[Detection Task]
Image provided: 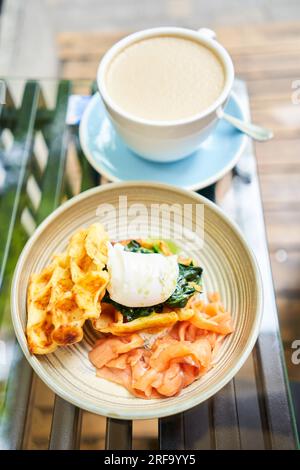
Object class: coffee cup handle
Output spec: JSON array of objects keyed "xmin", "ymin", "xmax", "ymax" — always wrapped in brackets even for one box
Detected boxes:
[{"xmin": 197, "ymin": 28, "xmax": 217, "ymax": 40}]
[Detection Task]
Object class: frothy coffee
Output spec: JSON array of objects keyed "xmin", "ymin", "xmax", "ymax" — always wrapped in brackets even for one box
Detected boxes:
[{"xmin": 105, "ymin": 36, "xmax": 225, "ymax": 122}]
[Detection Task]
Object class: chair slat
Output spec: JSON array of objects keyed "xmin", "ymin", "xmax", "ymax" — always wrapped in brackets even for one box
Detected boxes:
[
  {"xmin": 233, "ymin": 351, "xmax": 265, "ymax": 449},
  {"xmin": 105, "ymin": 419, "xmax": 132, "ymax": 450},
  {"xmin": 212, "ymin": 381, "xmax": 241, "ymax": 450},
  {"xmin": 70, "ymin": 127, "xmax": 99, "ymax": 192},
  {"xmin": 0, "ymin": 81, "xmax": 40, "ymax": 284},
  {"xmin": 184, "ymin": 402, "xmax": 213, "ymax": 450},
  {"xmin": 0, "ymin": 82, "xmax": 41, "ymax": 450},
  {"xmin": 159, "ymin": 414, "xmax": 185, "ymax": 450},
  {"xmin": 2, "ymin": 352, "xmax": 34, "ymax": 449},
  {"xmin": 49, "ymin": 396, "xmax": 82, "ymax": 450},
  {"xmin": 37, "ymin": 80, "xmax": 72, "ymax": 223},
  {"xmin": 256, "ymin": 332, "xmax": 299, "ymax": 449}
]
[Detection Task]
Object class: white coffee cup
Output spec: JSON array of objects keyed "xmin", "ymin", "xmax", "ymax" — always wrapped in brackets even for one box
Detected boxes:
[{"xmin": 97, "ymin": 27, "xmax": 234, "ymax": 162}]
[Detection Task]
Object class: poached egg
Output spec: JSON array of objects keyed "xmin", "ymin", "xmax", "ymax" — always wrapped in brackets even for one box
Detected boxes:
[{"xmin": 106, "ymin": 243, "xmax": 179, "ymax": 307}]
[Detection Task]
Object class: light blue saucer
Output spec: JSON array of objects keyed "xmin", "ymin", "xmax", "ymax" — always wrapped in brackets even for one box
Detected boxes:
[{"xmin": 79, "ymin": 92, "xmax": 247, "ymax": 190}]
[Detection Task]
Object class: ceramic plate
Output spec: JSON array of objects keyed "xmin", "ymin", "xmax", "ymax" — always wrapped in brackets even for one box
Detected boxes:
[
  {"xmin": 11, "ymin": 182, "xmax": 262, "ymax": 419},
  {"xmin": 79, "ymin": 93, "xmax": 247, "ymax": 190}
]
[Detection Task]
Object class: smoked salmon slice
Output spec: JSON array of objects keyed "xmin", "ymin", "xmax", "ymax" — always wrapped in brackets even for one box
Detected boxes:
[
  {"xmin": 89, "ymin": 294, "xmax": 234, "ymax": 398},
  {"xmin": 88, "ymin": 334, "xmax": 144, "ymax": 369}
]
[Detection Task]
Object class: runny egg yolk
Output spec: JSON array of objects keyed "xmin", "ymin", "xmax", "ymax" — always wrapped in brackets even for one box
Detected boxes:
[{"xmin": 106, "ymin": 243, "xmax": 179, "ymax": 308}]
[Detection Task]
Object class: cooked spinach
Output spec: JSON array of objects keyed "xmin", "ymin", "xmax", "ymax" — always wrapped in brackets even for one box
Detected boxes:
[
  {"xmin": 102, "ymin": 291, "xmax": 163, "ymax": 322},
  {"xmin": 124, "ymin": 240, "xmax": 159, "ymax": 254},
  {"xmin": 166, "ymin": 263, "xmax": 203, "ymax": 308},
  {"xmin": 103, "ymin": 241, "xmax": 203, "ymax": 321}
]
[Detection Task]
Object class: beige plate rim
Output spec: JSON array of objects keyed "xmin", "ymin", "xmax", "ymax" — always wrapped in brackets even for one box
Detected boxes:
[{"xmin": 11, "ymin": 181, "xmax": 263, "ymax": 419}]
